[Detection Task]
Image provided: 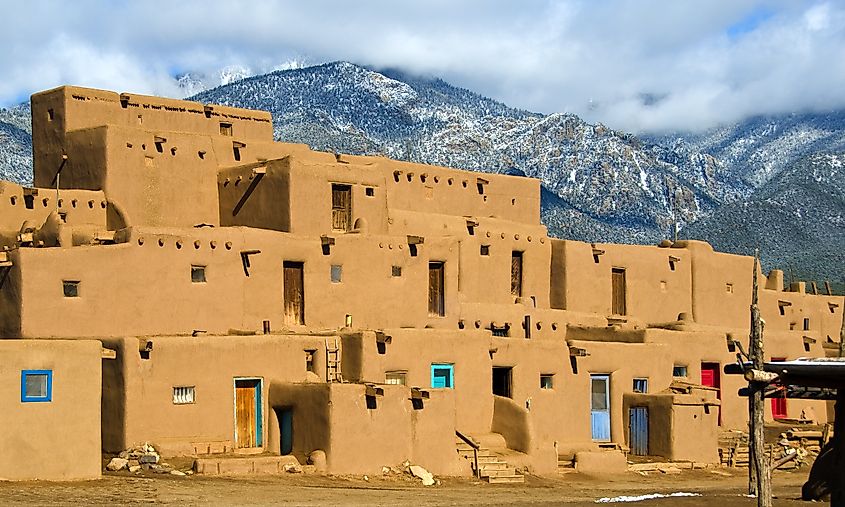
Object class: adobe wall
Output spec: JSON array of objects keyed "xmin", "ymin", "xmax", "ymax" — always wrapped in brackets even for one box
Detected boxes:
[
  {"xmin": 0, "ymin": 339, "xmax": 102, "ymax": 480},
  {"xmin": 100, "ymin": 334, "xmax": 331, "ymax": 455}
]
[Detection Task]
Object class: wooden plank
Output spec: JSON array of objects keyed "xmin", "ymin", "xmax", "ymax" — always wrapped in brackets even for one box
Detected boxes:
[
  {"xmin": 612, "ymin": 268, "xmax": 626, "ymax": 315},
  {"xmin": 428, "ymin": 262, "xmax": 444, "ymax": 316},
  {"xmin": 283, "ymin": 262, "xmax": 305, "ymax": 325},
  {"xmin": 331, "ymin": 184, "xmax": 351, "ymax": 232},
  {"xmin": 235, "ymin": 383, "xmax": 256, "ymax": 448}
]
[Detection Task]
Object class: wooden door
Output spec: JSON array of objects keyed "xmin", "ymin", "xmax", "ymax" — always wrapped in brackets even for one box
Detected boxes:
[
  {"xmin": 235, "ymin": 379, "xmax": 262, "ymax": 448},
  {"xmin": 611, "ymin": 268, "xmax": 626, "ymax": 315},
  {"xmin": 511, "ymin": 251, "xmax": 523, "ymax": 297},
  {"xmin": 701, "ymin": 362, "xmax": 722, "ymax": 425},
  {"xmin": 428, "ymin": 262, "xmax": 445, "ymax": 316},
  {"xmin": 629, "ymin": 407, "xmax": 649, "ymax": 456},
  {"xmin": 331, "ymin": 184, "xmax": 352, "ymax": 232},
  {"xmin": 590, "ymin": 374, "xmax": 611, "ymax": 441},
  {"xmin": 284, "ymin": 261, "xmax": 304, "ymax": 325}
]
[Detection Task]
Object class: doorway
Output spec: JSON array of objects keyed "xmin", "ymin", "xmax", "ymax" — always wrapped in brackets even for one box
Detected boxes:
[
  {"xmin": 283, "ymin": 261, "xmax": 304, "ymax": 325},
  {"xmin": 428, "ymin": 262, "xmax": 445, "ymax": 317},
  {"xmin": 629, "ymin": 406, "xmax": 649, "ymax": 456},
  {"xmin": 611, "ymin": 268, "xmax": 626, "ymax": 315},
  {"xmin": 277, "ymin": 408, "xmax": 293, "ymax": 455},
  {"xmin": 591, "ymin": 374, "xmax": 611, "ymax": 441},
  {"xmin": 771, "ymin": 357, "xmax": 788, "ymax": 419},
  {"xmin": 700, "ymin": 362, "xmax": 722, "ymax": 425},
  {"xmin": 331, "ymin": 184, "xmax": 352, "ymax": 232},
  {"xmin": 234, "ymin": 378, "xmax": 263, "ymax": 449},
  {"xmin": 492, "ymin": 367, "xmax": 513, "ymax": 398},
  {"xmin": 510, "ymin": 251, "xmax": 523, "ymax": 297}
]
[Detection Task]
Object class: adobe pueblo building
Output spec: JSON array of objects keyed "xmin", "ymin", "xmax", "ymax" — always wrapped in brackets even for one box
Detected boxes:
[{"xmin": 0, "ymin": 85, "xmax": 842, "ymax": 481}]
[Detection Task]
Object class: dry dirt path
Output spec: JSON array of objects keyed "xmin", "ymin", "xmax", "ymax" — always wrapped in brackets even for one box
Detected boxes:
[{"xmin": 0, "ymin": 468, "xmax": 812, "ymax": 506}]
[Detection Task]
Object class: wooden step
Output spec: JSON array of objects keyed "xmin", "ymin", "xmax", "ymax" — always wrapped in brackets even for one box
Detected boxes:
[{"xmin": 486, "ymin": 474, "xmax": 524, "ymax": 484}]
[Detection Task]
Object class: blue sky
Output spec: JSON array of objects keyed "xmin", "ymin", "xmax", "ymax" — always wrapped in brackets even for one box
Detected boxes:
[{"xmin": 1, "ymin": 0, "xmax": 843, "ymax": 133}]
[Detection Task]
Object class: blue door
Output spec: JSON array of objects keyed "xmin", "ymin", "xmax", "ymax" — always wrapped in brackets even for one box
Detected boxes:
[
  {"xmin": 431, "ymin": 364, "xmax": 454, "ymax": 388},
  {"xmin": 280, "ymin": 409, "xmax": 293, "ymax": 455},
  {"xmin": 629, "ymin": 407, "xmax": 649, "ymax": 455},
  {"xmin": 591, "ymin": 374, "xmax": 611, "ymax": 441}
]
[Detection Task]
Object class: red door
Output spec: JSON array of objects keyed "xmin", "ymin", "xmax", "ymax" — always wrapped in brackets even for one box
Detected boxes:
[
  {"xmin": 771, "ymin": 358, "xmax": 787, "ymax": 419},
  {"xmin": 701, "ymin": 363, "xmax": 722, "ymax": 425}
]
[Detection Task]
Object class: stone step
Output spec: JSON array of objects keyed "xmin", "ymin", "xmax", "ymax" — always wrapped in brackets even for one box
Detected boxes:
[
  {"xmin": 476, "ymin": 455, "xmax": 502, "ymax": 464},
  {"xmin": 458, "ymin": 450, "xmax": 495, "ymax": 459},
  {"xmin": 478, "ymin": 461, "xmax": 509, "ymax": 471},
  {"xmin": 486, "ymin": 474, "xmax": 524, "ymax": 484},
  {"xmin": 481, "ymin": 467, "xmax": 518, "ymax": 478}
]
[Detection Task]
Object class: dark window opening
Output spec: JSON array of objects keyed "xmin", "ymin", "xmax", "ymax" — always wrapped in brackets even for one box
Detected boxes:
[
  {"xmin": 365, "ymin": 187, "xmax": 375, "ymax": 197},
  {"xmin": 480, "ymin": 245, "xmax": 490, "ymax": 256},
  {"xmin": 393, "ymin": 171, "xmax": 400, "ymax": 182},
  {"xmin": 63, "ymin": 280, "xmax": 80, "ymax": 298},
  {"xmin": 467, "ymin": 225, "xmax": 475, "ymax": 236},
  {"xmin": 58, "ymin": 212, "xmax": 67, "ymax": 223},
  {"xmin": 593, "ymin": 254, "xmax": 601, "ymax": 264},
  {"xmin": 220, "ymin": 122, "xmax": 233, "ymax": 136},
  {"xmin": 803, "ymin": 318, "xmax": 810, "ymax": 331},
  {"xmin": 492, "ymin": 367, "xmax": 513, "ymax": 398},
  {"xmin": 47, "ymin": 109, "xmax": 54, "ymax": 121},
  {"xmin": 540, "ymin": 374, "xmax": 554, "ymax": 390},
  {"xmin": 191, "ymin": 265, "xmax": 207, "ymax": 283},
  {"xmin": 330, "ymin": 264, "xmax": 342, "ymax": 283},
  {"xmin": 477, "ymin": 183, "xmax": 485, "ymax": 195},
  {"xmin": 428, "ymin": 262, "xmax": 445, "ymax": 317},
  {"xmin": 331, "ymin": 184, "xmax": 352, "ymax": 232},
  {"xmin": 391, "ymin": 265, "xmax": 402, "ymax": 277},
  {"xmin": 233, "ymin": 146, "xmax": 241, "ymax": 161},
  {"xmin": 409, "ymin": 244, "xmax": 418, "ymax": 257},
  {"xmin": 633, "ymin": 378, "xmax": 648, "ymax": 393},
  {"xmin": 669, "ymin": 260, "xmax": 676, "ymax": 271},
  {"xmin": 155, "ymin": 142, "xmax": 163, "ymax": 153},
  {"xmin": 491, "ymin": 324, "xmax": 510, "ymax": 337},
  {"xmin": 673, "ymin": 365, "xmax": 688, "ymax": 378},
  {"xmin": 24, "ymin": 194, "xmax": 34, "ymax": 209},
  {"xmin": 305, "ymin": 350, "xmax": 316, "ymax": 373},
  {"xmin": 511, "ymin": 251, "xmax": 523, "ymax": 297}
]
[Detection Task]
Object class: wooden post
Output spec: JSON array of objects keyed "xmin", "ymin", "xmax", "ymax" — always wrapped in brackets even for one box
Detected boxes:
[{"xmin": 748, "ymin": 251, "xmax": 772, "ymax": 507}]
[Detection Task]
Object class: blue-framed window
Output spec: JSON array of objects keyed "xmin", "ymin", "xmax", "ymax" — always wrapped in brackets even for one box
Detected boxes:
[
  {"xmin": 21, "ymin": 370, "xmax": 52, "ymax": 402},
  {"xmin": 431, "ymin": 363, "xmax": 454, "ymax": 389}
]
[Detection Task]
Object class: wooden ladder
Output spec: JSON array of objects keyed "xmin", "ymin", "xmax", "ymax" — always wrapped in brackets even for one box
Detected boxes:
[{"xmin": 326, "ymin": 337, "xmax": 343, "ymax": 383}]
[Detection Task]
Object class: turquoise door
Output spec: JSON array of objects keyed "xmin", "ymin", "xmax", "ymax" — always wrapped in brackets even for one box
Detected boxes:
[
  {"xmin": 431, "ymin": 364, "xmax": 454, "ymax": 388},
  {"xmin": 591, "ymin": 374, "xmax": 611, "ymax": 441}
]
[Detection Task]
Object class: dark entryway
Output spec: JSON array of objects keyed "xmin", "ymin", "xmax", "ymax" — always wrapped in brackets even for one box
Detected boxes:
[{"xmin": 492, "ymin": 366, "xmax": 513, "ymax": 398}]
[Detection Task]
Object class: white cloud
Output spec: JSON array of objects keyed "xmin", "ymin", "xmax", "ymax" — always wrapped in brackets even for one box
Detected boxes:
[{"xmin": 1, "ymin": 0, "xmax": 843, "ymax": 133}]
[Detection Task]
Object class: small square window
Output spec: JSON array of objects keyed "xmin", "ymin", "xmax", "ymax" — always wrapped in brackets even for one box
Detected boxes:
[
  {"xmin": 391, "ymin": 265, "xmax": 402, "ymax": 277},
  {"xmin": 172, "ymin": 386, "xmax": 195, "ymax": 404},
  {"xmin": 540, "ymin": 374, "xmax": 554, "ymax": 389},
  {"xmin": 63, "ymin": 280, "xmax": 80, "ymax": 298},
  {"xmin": 47, "ymin": 109, "xmax": 54, "ymax": 121},
  {"xmin": 21, "ymin": 370, "xmax": 52, "ymax": 402},
  {"xmin": 633, "ymin": 378, "xmax": 648, "ymax": 393},
  {"xmin": 480, "ymin": 245, "xmax": 490, "ymax": 256},
  {"xmin": 431, "ymin": 363, "xmax": 454, "ymax": 389},
  {"xmin": 385, "ymin": 371, "xmax": 407, "ymax": 385},
  {"xmin": 672, "ymin": 365, "xmax": 688, "ymax": 378},
  {"xmin": 191, "ymin": 265, "xmax": 207, "ymax": 283},
  {"xmin": 220, "ymin": 122, "xmax": 233, "ymax": 136},
  {"xmin": 726, "ymin": 283, "xmax": 734, "ymax": 294},
  {"xmin": 331, "ymin": 264, "xmax": 343, "ymax": 283},
  {"xmin": 365, "ymin": 187, "xmax": 375, "ymax": 197}
]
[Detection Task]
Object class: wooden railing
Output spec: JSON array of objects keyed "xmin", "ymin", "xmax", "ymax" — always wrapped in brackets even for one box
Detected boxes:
[{"xmin": 455, "ymin": 430, "xmax": 480, "ymax": 479}]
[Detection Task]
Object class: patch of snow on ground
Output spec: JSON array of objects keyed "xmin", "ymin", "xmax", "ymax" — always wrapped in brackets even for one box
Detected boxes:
[{"xmin": 595, "ymin": 492, "xmax": 702, "ymax": 503}]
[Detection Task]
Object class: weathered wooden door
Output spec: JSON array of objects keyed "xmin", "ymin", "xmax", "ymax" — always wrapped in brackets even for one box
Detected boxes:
[
  {"xmin": 283, "ymin": 261, "xmax": 304, "ymax": 325},
  {"xmin": 700, "ymin": 362, "xmax": 722, "ymax": 425},
  {"xmin": 591, "ymin": 374, "xmax": 611, "ymax": 441},
  {"xmin": 428, "ymin": 262, "xmax": 445, "ymax": 316},
  {"xmin": 511, "ymin": 251, "xmax": 523, "ymax": 297},
  {"xmin": 611, "ymin": 268, "xmax": 626, "ymax": 315},
  {"xmin": 629, "ymin": 406, "xmax": 649, "ymax": 455},
  {"xmin": 331, "ymin": 184, "xmax": 352, "ymax": 232},
  {"xmin": 235, "ymin": 379, "xmax": 262, "ymax": 449}
]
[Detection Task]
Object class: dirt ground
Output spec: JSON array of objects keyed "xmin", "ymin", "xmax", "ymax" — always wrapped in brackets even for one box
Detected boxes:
[{"xmin": 0, "ymin": 467, "xmax": 818, "ymax": 507}]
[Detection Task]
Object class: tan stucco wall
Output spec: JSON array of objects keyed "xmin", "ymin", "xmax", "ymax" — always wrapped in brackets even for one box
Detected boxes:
[{"xmin": 0, "ymin": 339, "xmax": 102, "ymax": 480}]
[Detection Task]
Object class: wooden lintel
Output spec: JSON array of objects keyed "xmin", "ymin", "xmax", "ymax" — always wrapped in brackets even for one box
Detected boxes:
[
  {"xmin": 101, "ymin": 348, "xmax": 117, "ymax": 360},
  {"xmin": 320, "ymin": 236, "xmax": 336, "ymax": 246},
  {"xmin": 407, "ymin": 235, "xmax": 424, "ymax": 245}
]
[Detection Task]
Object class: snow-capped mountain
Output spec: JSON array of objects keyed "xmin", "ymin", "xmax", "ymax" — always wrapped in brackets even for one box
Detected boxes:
[
  {"xmin": 0, "ymin": 103, "xmax": 32, "ymax": 184},
  {"xmin": 191, "ymin": 62, "xmax": 746, "ymax": 243}
]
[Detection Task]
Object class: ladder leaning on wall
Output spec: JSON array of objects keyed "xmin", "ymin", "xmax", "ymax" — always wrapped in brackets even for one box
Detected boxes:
[{"xmin": 326, "ymin": 337, "xmax": 343, "ymax": 383}]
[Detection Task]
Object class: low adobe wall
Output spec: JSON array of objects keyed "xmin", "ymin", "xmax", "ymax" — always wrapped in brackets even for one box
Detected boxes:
[{"xmin": 0, "ymin": 339, "xmax": 102, "ymax": 481}]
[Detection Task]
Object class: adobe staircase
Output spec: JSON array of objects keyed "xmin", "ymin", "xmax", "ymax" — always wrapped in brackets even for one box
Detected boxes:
[{"xmin": 455, "ymin": 434, "xmax": 524, "ymax": 484}]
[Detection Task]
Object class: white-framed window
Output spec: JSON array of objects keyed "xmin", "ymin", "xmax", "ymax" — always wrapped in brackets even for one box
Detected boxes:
[{"xmin": 173, "ymin": 386, "xmax": 196, "ymax": 404}]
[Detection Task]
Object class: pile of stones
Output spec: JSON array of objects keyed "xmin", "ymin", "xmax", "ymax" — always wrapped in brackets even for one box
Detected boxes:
[{"xmin": 105, "ymin": 443, "xmax": 192, "ymax": 476}]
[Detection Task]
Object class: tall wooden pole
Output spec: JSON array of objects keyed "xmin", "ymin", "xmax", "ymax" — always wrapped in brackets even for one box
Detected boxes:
[
  {"xmin": 748, "ymin": 251, "xmax": 772, "ymax": 507},
  {"xmin": 836, "ymin": 296, "xmax": 845, "ymax": 506}
]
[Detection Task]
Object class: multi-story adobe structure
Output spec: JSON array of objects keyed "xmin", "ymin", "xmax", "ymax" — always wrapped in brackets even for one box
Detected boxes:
[{"xmin": 0, "ymin": 85, "xmax": 842, "ymax": 481}]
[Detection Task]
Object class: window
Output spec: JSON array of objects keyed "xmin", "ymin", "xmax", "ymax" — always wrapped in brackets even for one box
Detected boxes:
[
  {"xmin": 803, "ymin": 318, "xmax": 810, "ymax": 331},
  {"xmin": 330, "ymin": 265, "xmax": 342, "ymax": 283},
  {"xmin": 331, "ymin": 184, "xmax": 352, "ymax": 232},
  {"xmin": 21, "ymin": 370, "xmax": 52, "ymax": 402},
  {"xmin": 491, "ymin": 324, "xmax": 510, "ymax": 337},
  {"xmin": 63, "ymin": 280, "xmax": 80, "ymax": 298},
  {"xmin": 305, "ymin": 350, "xmax": 316, "ymax": 373},
  {"xmin": 431, "ymin": 363, "xmax": 454, "ymax": 388},
  {"xmin": 365, "ymin": 187, "xmax": 375, "ymax": 197},
  {"xmin": 391, "ymin": 265, "xmax": 402, "ymax": 277},
  {"xmin": 480, "ymin": 245, "xmax": 490, "ymax": 256},
  {"xmin": 492, "ymin": 367, "xmax": 513, "ymax": 398},
  {"xmin": 219, "ymin": 122, "xmax": 233, "ymax": 136},
  {"xmin": 172, "ymin": 386, "xmax": 195, "ymax": 405},
  {"xmin": 672, "ymin": 365, "xmax": 688, "ymax": 378},
  {"xmin": 47, "ymin": 109, "xmax": 54, "ymax": 121},
  {"xmin": 191, "ymin": 265, "xmax": 207, "ymax": 283},
  {"xmin": 726, "ymin": 283, "xmax": 734, "ymax": 294},
  {"xmin": 385, "ymin": 371, "xmax": 407, "ymax": 385},
  {"xmin": 511, "ymin": 251, "xmax": 523, "ymax": 297},
  {"xmin": 540, "ymin": 374, "xmax": 554, "ymax": 390},
  {"xmin": 633, "ymin": 378, "xmax": 648, "ymax": 393}
]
